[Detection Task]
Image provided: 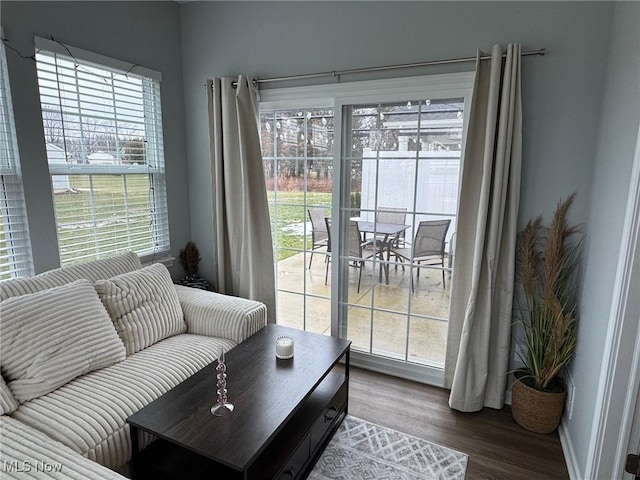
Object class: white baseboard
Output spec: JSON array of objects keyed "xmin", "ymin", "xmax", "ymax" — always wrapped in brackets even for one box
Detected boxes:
[{"xmin": 559, "ymin": 422, "xmax": 583, "ymax": 480}]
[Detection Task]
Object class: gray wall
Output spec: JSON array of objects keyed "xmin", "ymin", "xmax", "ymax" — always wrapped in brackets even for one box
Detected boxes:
[
  {"xmin": 3, "ymin": 1, "xmax": 633, "ymax": 476},
  {"xmin": 566, "ymin": 2, "xmax": 640, "ymax": 476},
  {"xmin": 1, "ymin": 1, "xmax": 189, "ymax": 275},
  {"xmin": 180, "ymin": 1, "xmax": 622, "ymax": 476},
  {"xmin": 180, "ymin": 0, "xmax": 612, "ymax": 282}
]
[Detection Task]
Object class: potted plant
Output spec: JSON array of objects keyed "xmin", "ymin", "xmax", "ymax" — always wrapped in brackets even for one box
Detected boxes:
[
  {"xmin": 179, "ymin": 241, "xmax": 201, "ymax": 277},
  {"xmin": 176, "ymin": 241, "xmax": 213, "ymax": 291},
  {"xmin": 511, "ymin": 193, "xmax": 582, "ymax": 433}
]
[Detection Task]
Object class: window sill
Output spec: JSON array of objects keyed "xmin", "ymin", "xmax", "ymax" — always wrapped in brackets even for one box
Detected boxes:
[{"xmin": 140, "ymin": 253, "xmax": 175, "ymax": 268}]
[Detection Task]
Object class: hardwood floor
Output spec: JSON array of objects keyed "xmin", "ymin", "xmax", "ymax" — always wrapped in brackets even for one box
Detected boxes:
[{"xmin": 346, "ymin": 367, "xmax": 569, "ymax": 480}]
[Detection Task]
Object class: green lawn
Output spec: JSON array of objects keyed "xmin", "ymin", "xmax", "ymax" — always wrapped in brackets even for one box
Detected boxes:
[
  {"xmin": 1, "ymin": 178, "xmax": 329, "ymax": 277},
  {"xmin": 268, "ymin": 191, "xmax": 332, "ymax": 261},
  {"xmin": 54, "ymin": 180, "xmax": 329, "ymax": 264},
  {"xmin": 2, "ymin": 174, "xmax": 154, "ymax": 275},
  {"xmin": 53, "ymin": 174, "xmax": 154, "ymax": 265}
]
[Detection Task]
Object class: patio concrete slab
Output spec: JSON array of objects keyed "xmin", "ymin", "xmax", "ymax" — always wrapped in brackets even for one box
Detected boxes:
[{"xmin": 275, "ymin": 248, "xmax": 450, "ymax": 365}]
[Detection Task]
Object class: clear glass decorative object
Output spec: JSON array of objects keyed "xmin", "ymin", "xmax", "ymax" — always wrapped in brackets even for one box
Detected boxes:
[{"xmin": 211, "ymin": 349, "xmax": 234, "ymax": 416}]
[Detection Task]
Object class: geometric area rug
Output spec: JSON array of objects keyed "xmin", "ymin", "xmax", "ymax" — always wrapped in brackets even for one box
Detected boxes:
[{"xmin": 309, "ymin": 415, "xmax": 468, "ymax": 480}]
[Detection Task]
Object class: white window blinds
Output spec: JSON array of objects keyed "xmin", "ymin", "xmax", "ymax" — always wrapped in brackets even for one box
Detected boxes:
[
  {"xmin": 34, "ymin": 37, "xmax": 169, "ymax": 266},
  {"xmin": 0, "ymin": 41, "xmax": 34, "ymax": 280}
]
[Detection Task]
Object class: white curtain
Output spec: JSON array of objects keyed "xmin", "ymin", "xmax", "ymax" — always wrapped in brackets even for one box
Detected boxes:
[
  {"xmin": 207, "ymin": 76, "xmax": 276, "ymax": 323},
  {"xmin": 445, "ymin": 44, "xmax": 522, "ymax": 411}
]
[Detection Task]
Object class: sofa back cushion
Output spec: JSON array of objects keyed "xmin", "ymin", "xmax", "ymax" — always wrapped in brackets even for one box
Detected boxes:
[
  {"xmin": 0, "ymin": 252, "xmax": 142, "ymax": 302},
  {"xmin": 0, "ymin": 279, "xmax": 126, "ymax": 403},
  {"xmin": 0, "ymin": 375, "xmax": 18, "ymax": 415},
  {"xmin": 95, "ymin": 263, "xmax": 186, "ymax": 355}
]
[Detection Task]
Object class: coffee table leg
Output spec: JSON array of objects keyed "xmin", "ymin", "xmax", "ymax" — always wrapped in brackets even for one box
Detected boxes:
[
  {"xmin": 130, "ymin": 425, "xmax": 140, "ymax": 479},
  {"xmin": 345, "ymin": 348, "xmax": 350, "ymax": 414}
]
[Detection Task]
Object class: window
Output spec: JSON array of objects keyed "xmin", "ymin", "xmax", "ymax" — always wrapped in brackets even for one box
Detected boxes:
[
  {"xmin": 35, "ymin": 37, "xmax": 169, "ymax": 266},
  {"xmin": 0, "ymin": 40, "xmax": 33, "ymax": 280}
]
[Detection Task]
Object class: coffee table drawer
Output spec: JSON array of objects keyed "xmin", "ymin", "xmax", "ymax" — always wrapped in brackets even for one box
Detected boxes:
[
  {"xmin": 310, "ymin": 382, "xmax": 347, "ymax": 448},
  {"xmin": 277, "ymin": 434, "xmax": 310, "ymax": 480}
]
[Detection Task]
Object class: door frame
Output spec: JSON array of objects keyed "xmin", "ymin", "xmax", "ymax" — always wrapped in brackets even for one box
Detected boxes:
[{"xmin": 586, "ymin": 125, "xmax": 640, "ymax": 479}]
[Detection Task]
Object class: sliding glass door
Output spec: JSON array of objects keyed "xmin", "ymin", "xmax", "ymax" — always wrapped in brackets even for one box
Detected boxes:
[
  {"xmin": 260, "ymin": 74, "xmax": 472, "ymax": 384},
  {"xmin": 339, "ymin": 98, "xmax": 463, "ymax": 372}
]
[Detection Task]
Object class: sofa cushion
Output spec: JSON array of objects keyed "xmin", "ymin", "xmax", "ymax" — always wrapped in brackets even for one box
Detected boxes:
[
  {"xmin": 95, "ymin": 263, "xmax": 187, "ymax": 355},
  {"xmin": 11, "ymin": 334, "xmax": 235, "ymax": 470},
  {"xmin": 0, "ymin": 416, "xmax": 128, "ymax": 479},
  {"xmin": 0, "ymin": 280, "xmax": 126, "ymax": 403},
  {"xmin": 0, "ymin": 252, "xmax": 142, "ymax": 302},
  {"xmin": 0, "ymin": 375, "xmax": 19, "ymax": 415}
]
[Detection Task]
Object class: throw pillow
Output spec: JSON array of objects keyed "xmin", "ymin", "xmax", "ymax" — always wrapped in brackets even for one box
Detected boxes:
[
  {"xmin": 0, "ymin": 375, "xmax": 19, "ymax": 415},
  {"xmin": 94, "ymin": 263, "xmax": 186, "ymax": 355},
  {"xmin": 0, "ymin": 279, "xmax": 126, "ymax": 403},
  {"xmin": 0, "ymin": 251, "xmax": 142, "ymax": 302}
]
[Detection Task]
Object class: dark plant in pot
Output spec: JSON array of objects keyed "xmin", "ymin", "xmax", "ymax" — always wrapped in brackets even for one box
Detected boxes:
[
  {"xmin": 176, "ymin": 241, "xmax": 213, "ymax": 291},
  {"xmin": 512, "ymin": 193, "xmax": 582, "ymax": 434},
  {"xmin": 179, "ymin": 241, "xmax": 201, "ymax": 277}
]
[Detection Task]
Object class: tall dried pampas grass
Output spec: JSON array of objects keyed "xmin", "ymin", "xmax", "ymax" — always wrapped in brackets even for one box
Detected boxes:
[{"xmin": 516, "ymin": 194, "xmax": 582, "ymax": 391}]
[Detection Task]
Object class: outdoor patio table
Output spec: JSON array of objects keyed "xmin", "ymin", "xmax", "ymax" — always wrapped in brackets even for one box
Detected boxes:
[{"xmin": 358, "ymin": 221, "xmax": 410, "ymax": 284}]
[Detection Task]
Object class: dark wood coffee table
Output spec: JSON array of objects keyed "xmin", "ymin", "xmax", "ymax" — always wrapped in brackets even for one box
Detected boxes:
[{"xmin": 127, "ymin": 324, "xmax": 351, "ymax": 480}]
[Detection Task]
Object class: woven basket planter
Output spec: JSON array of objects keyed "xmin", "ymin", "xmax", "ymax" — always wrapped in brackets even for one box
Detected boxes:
[{"xmin": 511, "ymin": 375, "xmax": 566, "ymax": 434}]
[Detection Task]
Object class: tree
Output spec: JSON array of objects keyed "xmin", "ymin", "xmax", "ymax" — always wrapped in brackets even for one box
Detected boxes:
[{"xmin": 42, "ymin": 110, "xmax": 64, "ymax": 146}]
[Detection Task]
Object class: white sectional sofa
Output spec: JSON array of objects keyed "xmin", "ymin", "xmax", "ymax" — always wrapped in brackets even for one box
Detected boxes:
[{"xmin": 0, "ymin": 252, "xmax": 267, "ymax": 479}]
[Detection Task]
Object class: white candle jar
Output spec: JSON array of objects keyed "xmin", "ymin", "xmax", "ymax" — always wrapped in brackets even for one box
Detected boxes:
[{"xmin": 275, "ymin": 336, "xmax": 294, "ymax": 359}]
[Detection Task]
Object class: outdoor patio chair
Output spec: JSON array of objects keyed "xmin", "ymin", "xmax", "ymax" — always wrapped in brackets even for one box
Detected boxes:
[
  {"xmin": 376, "ymin": 207, "xmax": 408, "ymax": 259},
  {"xmin": 376, "ymin": 207, "xmax": 407, "ymax": 266},
  {"xmin": 325, "ymin": 219, "xmax": 379, "ymax": 293},
  {"xmin": 390, "ymin": 219, "xmax": 451, "ymax": 290},
  {"xmin": 307, "ymin": 208, "xmax": 329, "ymax": 269}
]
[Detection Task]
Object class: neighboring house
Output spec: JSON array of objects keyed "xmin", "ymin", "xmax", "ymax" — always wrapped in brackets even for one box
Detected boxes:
[{"xmin": 87, "ymin": 151, "xmax": 117, "ymax": 165}]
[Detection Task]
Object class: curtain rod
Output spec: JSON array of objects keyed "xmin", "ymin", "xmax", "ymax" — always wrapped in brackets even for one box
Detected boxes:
[{"xmin": 229, "ymin": 48, "xmax": 545, "ymax": 87}]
